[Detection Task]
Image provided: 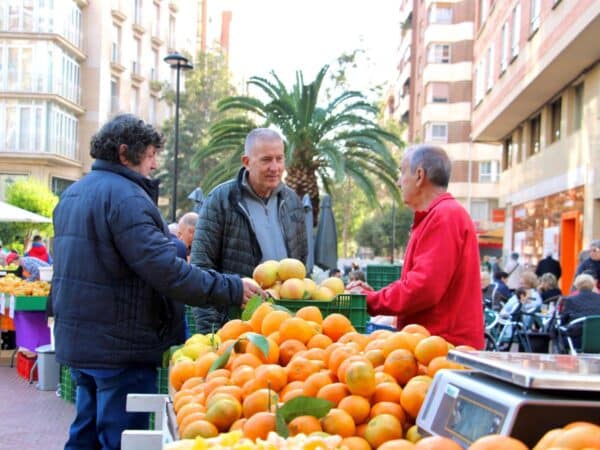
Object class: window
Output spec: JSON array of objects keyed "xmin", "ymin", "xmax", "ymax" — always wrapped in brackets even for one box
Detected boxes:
[
  {"xmin": 51, "ymin": 177, "xmax": 74, "ymax": 196},
  {"xmin": 479, "ymin": 0, "xmax": 489, "ymax": 28},
  {"xmin": 502, "ymin": 137, "xmax": 513, "ymax": 171},
  {"xmin": 470, "ymin": 200, "xmax": 489, "ymax": 222},
  {"xmin": 149, "ymin": 96, "xmax": 157, "ymax": 124},
  {"xmin": 479, "ymin": 161, "xmax": 499, "ymax": 183},
  {"xmin": 0, "ymin": 100, "xmax": 44, "ymax": 152},
  {"xmin": 426, "ymin": 122, "xmax": 448, "ymax": 143},
  {"xmin": 0, "ymin": 173, "xmax": 28, "ymax": 201},
  {"xmin": 132, "ymin": 37, "xmax": 141, "ymax": 74},
  {"xmin": 486, "ymin": 46, "xmax": 494, "ymax": 91},
  {"xmin": 168, "ymin": 15, "xmax": 176, "ymax": 48},
  {"xmin": 49, "ymin": 105, "xmax": 78, "ymax": 159},
  {"xmin": 500, "ymin": 22, "xmax": 509, "ymax": 72},
  {"xmin": 428, "ymin": 44, "xmax": 450, "ymax": 63},
  {"xmin": 475, "ymin": 59, "xmax": 485, "ymax": 105},
  {"xmin": 153, "ymin": 2, "xmax": 160, "ymax": 36},
  {"xmin": 151, "ymin": 48, "xmax": 158, "ymax": 81},
  {"xmin": 111, "ymin": 23, "xmax": 121, "ymax": 63},
  {"xmin": 134, "ymin": 0, "xmax": 143, "ymax": 25},
  {"xmin": 573, "ymin": 83, "xmax": 583, "ymax": 131},
  {"xmin": 529, "ymin": 114, "xmax": 541, "ymax": 156},
  {"xmin": 427, "ymin": 82, "xmax": 449, "ymax": 103},
  {"xmin": 550, "ymin": 98, "xmax": 561, "ymax": 143},
  {"xmin": 511, "ymin": 4, "xmax": 521, "ymax": 58},
  {"xmin": 130, "ymin": 86, "xmax": 139, "ymax": 115},
  {"xmin": 110, "ymin": 77, "xmax": 119, "ymax": 113},
  {"xmin": 530, "ymin": 0, "xmax": 541, "ymax": 33},
  {"xmin": 429, "ymin": 4, "xmax": 452, "ymax": 24}
]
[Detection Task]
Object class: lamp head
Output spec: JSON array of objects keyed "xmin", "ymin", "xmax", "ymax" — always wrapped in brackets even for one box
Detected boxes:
[{"xmin": 163, "ymin": 52, "xmax": 189, "ymax": 66}]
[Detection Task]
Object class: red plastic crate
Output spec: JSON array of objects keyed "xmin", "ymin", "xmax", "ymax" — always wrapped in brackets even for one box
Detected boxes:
[{"xmin": 16, "ymin": 351, "xmax": 38, "ymax": 381}]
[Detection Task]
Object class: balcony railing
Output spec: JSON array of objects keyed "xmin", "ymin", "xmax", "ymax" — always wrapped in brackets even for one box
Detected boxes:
[{"xmin": 1, "ymin": 77, "xmax": 81, "ymax": 105}]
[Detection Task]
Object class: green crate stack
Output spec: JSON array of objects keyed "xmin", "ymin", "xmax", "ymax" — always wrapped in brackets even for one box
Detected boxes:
[
  {"xmin": 366, "ymin": 264, "xmax": 402, "ymax": 290},
  {"xmin": 184, "ymin": 305, "xmax": 197, "ymax": 336},
  {"xmin": 274, "ymin": 294, "xmax": 367, "ymax": 333},
  {"xmin": 157, "ymin": 366, "xmax": 169, "ymax": 394},
  {"xmin": 59, "ymin": 365, "xmax": 76, "ymax": 403}
]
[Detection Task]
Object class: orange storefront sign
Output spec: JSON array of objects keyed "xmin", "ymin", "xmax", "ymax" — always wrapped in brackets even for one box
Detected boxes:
[{"xmin": 492, "ymin": 208, "xmax": 505, "ymax": 222}]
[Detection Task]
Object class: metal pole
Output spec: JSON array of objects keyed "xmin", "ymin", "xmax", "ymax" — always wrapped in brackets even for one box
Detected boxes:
[
  {"xmin": 391, "ymin": 198, "xmax": 396, "ymax": 263},
  {"xmin": 171, "ymin": 63, "xmax": 181, "ymax": 223}
]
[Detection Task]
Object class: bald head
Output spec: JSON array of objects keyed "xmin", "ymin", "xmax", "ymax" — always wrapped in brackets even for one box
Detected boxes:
[{"xmin": 178, "ymin": 212, "xmax": 199, "ymax": 248}]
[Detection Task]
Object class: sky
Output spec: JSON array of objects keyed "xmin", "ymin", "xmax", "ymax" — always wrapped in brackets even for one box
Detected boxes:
[{"xmin": 211, "ymin": 0, "xmax": 400, "ymax": 96}]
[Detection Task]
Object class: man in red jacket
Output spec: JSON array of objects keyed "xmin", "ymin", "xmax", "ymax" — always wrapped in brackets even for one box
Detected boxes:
[{"xmin": 351, "ymin": 145, "xmax": 484, "ymax": 348}]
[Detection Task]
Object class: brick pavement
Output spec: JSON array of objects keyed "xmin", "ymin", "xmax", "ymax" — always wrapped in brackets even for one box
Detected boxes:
[{"xmin": 0, "ymin": 363, "xmax": 74, "ymax": 450}]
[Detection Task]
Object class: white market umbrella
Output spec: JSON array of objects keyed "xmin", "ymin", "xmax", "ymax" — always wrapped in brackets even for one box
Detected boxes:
[{"xmin": 0, "ymin": 201, "xmax": 52, "ymax": 223}]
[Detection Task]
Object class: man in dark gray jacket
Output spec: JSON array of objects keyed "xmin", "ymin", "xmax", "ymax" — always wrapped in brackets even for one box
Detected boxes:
[
  {"xmin": 52, "ymin": 114, "xmax": 261, "ymax": 450},
  {"xmin": 191, "ymin": 128, "xmax": 308, "ymax": 333}
]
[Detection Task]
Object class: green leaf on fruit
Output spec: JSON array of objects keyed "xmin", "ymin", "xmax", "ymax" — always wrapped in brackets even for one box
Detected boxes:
[
  {"xmin": 275, "ymin": 407, "xmax": 289, "ymax": 438},
  {"xmin": 277, "ymin": 396, "xmax": 333, "ymax": 423},
  {"xmin": 241, "ymin": 295, "xmax": 263, "ymax": 321},
  {"xmin": 208, "ymin": 343, "xmax": 233, "ymax": 373},
  {"xmin": 243, "ymin": 332, "xmax": 270, "ymax": 358}
]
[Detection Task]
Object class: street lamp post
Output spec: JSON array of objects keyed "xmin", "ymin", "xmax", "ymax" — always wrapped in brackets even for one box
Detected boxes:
[{"xmin": 164, "ymin": 52, "xmax": 193, "ymax": 222}]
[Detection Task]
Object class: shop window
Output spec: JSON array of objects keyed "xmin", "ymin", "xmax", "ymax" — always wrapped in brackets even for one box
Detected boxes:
[
  {"xmin": 51, "ymin": 177, "xmax": 74, "ymax": 196},
  {"xmin": 550, "ymin": 98, "xmax": 561, "ymax": 143},
  {"xmin": 471, "ymin": 200, "xmax": 489, "ymax": 222}
]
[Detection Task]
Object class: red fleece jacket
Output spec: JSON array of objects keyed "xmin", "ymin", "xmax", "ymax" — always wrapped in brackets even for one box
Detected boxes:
[{"xmin": 367, "ymin": 193, "xmax": 484, "ymax": 348}]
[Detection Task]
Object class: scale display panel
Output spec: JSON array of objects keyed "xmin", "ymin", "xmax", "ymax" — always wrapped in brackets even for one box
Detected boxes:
[{"xmin": 447, "ymin": 350, "xmax": 600, "ymax": 390}]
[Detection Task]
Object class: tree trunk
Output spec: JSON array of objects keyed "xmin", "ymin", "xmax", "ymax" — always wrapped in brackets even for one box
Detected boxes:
[
  {"xmin": 285, "ymin": 164, "xmax": 320, "ymax": 224},
  {"xmin": 342, "ymin": 179, "xmax": 352, "ymax": 258}
]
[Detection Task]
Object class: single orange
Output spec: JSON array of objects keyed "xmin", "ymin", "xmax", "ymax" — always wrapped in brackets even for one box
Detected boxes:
[
  {"xmin": 383, "ymin": 348, "xmax": 418, "ymax": 386},
  {"xmin": 179, "ymin": 418, "xmax": 218, "ymax": 439},
  {"xmin": 363, "ymin": 413, "xmax": 404, "ymax": 449},
  {"xmin": 414, "ymin": 335, "xmax": 449, "ymax": 366},
  {"xmin": 372, "ymin": 381, "xmax": 403, "ymax": 404},
  {"xmin": 278, "ymin": 339, "xmax": 307, "ymax": 366},
  {"xmin": 321, "ymin": 408, "xmax": 356, "ymax": 438},
  {"xmin": 241, "ymin": 388, "xmax": 278, "ymax": 419},
  {"xmin": 254, "ymin": 363, "xmax": 288, "ymax": 392},
  {"xmin": 322, "ymin": 313, "xmax": 354, "ymax": 342},
  {"xmin": 307, "ymin": 333, "xmax": 333, "ymax": 349},
  {"xmin": 242, "ymin": 411, "xmax": 276, "ymax": 442},
  {"xmin": 339, "ymin": 436, "xmax": 372, "ymax": 450},
  {"xmin": 400, "ymin": 378, "xmax": 432, "ymax": 419},
  {"xmin": 261, "ymin": 310, "xmax": 292, "ymax": 336},
  {"xmin": 401, "ymin": 324, "xmax": 431, "ymax": 336},
  {"xmin": 316, "ymin": 382, "xmax": 350, "ymax": 406},
  {"xmin": 295, "ymin": 306, "xmax": 323, "ymax": 324},
  {"xmin": 218, "ymin": 319, "xmax": 253, "ymax": 342},
  {"xmin": 288, "ymin": 415, "xmax": 323, "ymax": 436},
  {"xmin": 303, "ymin": 371, "xmax": 334, "ymax": 397},
  {"xmin": 338, "ymin": 395, "xmax": 371, "ymax": 425}
]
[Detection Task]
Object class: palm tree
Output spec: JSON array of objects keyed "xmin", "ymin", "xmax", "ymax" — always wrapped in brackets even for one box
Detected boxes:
[{"xmin": 194, "ymin": 65, "xmax": 402, "ymax": 220}]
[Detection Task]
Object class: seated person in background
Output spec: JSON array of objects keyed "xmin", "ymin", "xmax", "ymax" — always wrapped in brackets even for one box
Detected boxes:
[
  {"xmin": 538, "ymin": 272, "xmax": 562, "ymax": 302},
  {"xmin": 329, "ymin": 268, "xmax": 342, "ymax": 278},
  {"xmin": 481, "ymin": 271, "xmax": 493, "ymax": 306},
  {"xmin": 500, "ymin": 271, "xmax": 542, "ymax": 328},
  {"xmin": 483, "ymin": 271, "xmax": 511, "ymax": 311},
  {"xmin": 559, "ymin": 273, "xmax": 600, "ymax": 348}
]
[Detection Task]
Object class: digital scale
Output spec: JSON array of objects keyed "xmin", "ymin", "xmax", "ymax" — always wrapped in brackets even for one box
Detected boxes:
[{"xmin": 416, "ymin": 351, "xmax": 600, "ymax": 448}]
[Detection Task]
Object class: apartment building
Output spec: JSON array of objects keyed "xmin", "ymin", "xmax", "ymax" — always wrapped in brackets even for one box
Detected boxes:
[
  {"xmin": 472, "ymin": 0, "xmax": 600, "ymax": 290},
  {"xmin": 389, "ymin": 0, "xmax": 502, "ymax": 254},
  {"xmin": 0, "ymin": 0, "xmax": 197, "ymax": 198}
]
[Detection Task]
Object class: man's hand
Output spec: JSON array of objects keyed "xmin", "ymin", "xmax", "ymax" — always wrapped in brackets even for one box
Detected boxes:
[
  {"xmin": 241, "ymin": 278, "xmax": 264, "ymax": 308},
  {"xmin": 346, "ymin": 280, "xmax": 374, "ymax": 294}
]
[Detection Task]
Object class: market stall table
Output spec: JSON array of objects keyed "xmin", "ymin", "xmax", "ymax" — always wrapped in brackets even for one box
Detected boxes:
[{"xmin": 417, "ymin": 350, "xmax": 600, "ymax": 448}]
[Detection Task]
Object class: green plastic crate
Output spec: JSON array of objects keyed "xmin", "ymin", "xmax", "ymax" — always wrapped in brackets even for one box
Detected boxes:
[
  {"xmin": 59, "ymin": 365, "xmax": 76, "ymax": 403},
  {"xmin": 157, "ymin": 366, "xmax": 169, "ymax": 394},
  {"xmin": 365, "ymin": 264, "xmax": 401, "ymax": 290},
  {"xmin": 274, "ymin": 294, "xmax": 367, "ymax": 333}
]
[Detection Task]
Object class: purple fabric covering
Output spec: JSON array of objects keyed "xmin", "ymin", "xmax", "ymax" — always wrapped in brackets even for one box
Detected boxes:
[{"xmin": 14, "ymin": 311, "xmax": 50, "ymax": 351}]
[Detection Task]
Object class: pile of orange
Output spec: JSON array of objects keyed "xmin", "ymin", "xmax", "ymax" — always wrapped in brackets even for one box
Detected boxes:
[{"xmin": 168, "ymin": 303, "xmax": 475, "ymax": 448}]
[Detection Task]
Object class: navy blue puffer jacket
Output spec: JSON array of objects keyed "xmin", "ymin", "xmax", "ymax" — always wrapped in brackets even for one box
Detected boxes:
[{"xmin": 52, "ymin": 160, "xmax": 242, "ymax": 368}]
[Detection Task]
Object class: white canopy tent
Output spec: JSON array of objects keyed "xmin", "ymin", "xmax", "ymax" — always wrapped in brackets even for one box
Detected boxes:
[{"xmin": 0, "ymin": 201, "xmax": 52, "ymax": 223}]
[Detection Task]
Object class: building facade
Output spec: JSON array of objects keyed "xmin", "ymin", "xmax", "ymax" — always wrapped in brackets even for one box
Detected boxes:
[
  {"xmin": 471, "ymin": 0, "xmax": 600, "ymax": 290},
  {"xmin": 0, "ymin": 0, "xmax": 197, "ymax": 198},
  {"xmin": 389, "ymin": 0, "xmax": 502, "ymax": 254}
]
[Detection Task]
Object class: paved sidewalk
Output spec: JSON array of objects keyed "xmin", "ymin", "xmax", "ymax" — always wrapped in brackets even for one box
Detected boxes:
[{"xmin": 0, "ymin": 363, "xmax": 74, "ymax": 450}]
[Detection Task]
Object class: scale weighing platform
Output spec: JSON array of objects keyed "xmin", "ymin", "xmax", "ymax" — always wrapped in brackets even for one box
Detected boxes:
[{"xmin": 417, "ymin": 351, "xmax": 600, "ymax": 448}]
